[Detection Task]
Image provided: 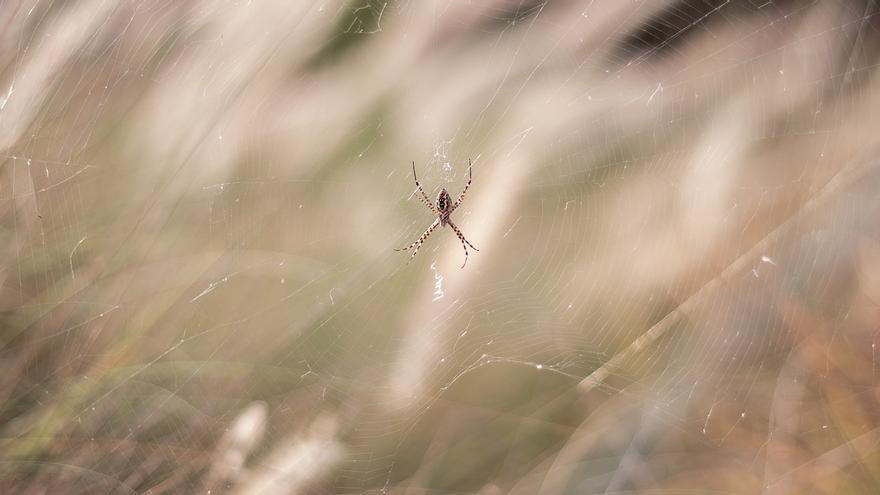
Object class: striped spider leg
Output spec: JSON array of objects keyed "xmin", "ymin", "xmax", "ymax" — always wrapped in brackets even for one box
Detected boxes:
[
  {"xmin": 450, "ymin": 159, "xmax": 472, "ymax": 212},
  {"xmin": 396, "ymin": 160, "xmax": 479, "ymax": 268}
]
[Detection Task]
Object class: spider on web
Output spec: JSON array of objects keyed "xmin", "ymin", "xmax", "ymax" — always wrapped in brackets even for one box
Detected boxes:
[{"xmin": 396, "ymin": 160, "xmax": 479, "ymax": 268}]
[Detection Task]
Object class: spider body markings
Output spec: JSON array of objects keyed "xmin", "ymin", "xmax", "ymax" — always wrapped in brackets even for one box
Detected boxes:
[{"xmin": 395, "ymin": 160, "xmax": 479, "ymax": 268}]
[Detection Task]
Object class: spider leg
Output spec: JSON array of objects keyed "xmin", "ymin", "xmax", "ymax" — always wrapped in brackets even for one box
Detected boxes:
[
  {"xmin": 411, "ymin": 161, "xmax": 438, "ymax": 214},
  {"xmin": 447, "ymin": 219, "xmax": 478, "ymax": 251},
  {"xmin": 447, "ymin": 220, "xmax": 478, "ymax": 268},
  {"xmin": 395, "ymin": 218, "xmax": 441, "ymax": 262},
  {"xmin": 451, "ymin": 158, "xmax": 472, "ymax": 212}
]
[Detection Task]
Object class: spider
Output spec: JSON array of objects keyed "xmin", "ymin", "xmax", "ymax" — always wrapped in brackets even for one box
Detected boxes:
[{"xmin": 395, "ymin": 160, "xmax": 479, "ymax": 268}]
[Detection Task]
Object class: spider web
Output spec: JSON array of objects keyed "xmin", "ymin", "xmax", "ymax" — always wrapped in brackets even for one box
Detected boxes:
[{"xmin": 2, "ymin": 1, "xmax": 880, "ymax": 493}]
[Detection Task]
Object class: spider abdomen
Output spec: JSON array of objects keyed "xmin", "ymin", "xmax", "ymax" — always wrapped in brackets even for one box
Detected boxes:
[{"xmin": 436, "ymin": 189, "xmax": 450, "ymax": 212}]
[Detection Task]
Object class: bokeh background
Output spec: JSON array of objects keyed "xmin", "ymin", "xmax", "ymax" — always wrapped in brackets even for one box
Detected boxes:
[{"xmin": 2, "ymin": 1, "xmax": 880, "ymax": 493}]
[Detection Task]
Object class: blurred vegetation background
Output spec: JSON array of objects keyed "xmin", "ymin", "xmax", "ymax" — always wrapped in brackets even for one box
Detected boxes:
[{"xmin": 2, "ymin": 0, "xmax": 880, "ymax": 493}]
